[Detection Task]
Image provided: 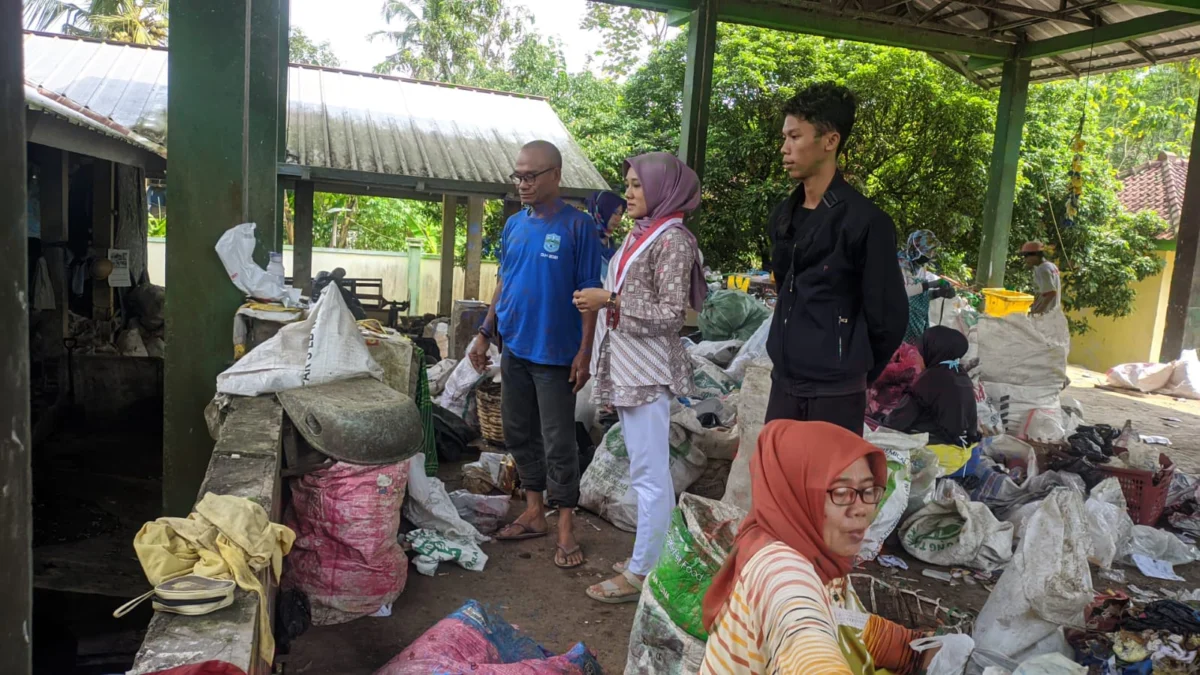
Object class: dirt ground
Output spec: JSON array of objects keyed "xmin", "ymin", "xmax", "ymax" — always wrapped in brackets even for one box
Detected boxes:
[{"xmin": 286, "ymin": 366, "xmax": 1200, "ymax": 675}]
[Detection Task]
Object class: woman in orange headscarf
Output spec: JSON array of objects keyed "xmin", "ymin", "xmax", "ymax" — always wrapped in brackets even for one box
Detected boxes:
[{"xmin": 700, "ymin": 420, "xmax": 933, "ymax": 675}]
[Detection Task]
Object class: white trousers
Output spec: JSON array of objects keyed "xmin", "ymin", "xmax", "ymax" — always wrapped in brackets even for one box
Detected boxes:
[{"xmin": 618, "ymin": 394, "xmax": 675, "ymax": 577}]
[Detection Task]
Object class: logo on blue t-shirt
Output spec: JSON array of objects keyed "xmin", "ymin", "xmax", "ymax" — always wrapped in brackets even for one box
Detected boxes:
[{"xmin": 543, "ymin": 233, "xmax": 561, "ymax": 253}]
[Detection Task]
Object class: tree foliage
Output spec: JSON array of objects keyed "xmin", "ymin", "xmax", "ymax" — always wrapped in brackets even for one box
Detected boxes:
[
  {"xmin": 372, "ymin": 0, "xmax": 531, "ymax": 82},
  {"xmin": 24, "ymin": 0, "xmax": 169, "ymax": 45},
  {"xmin": 579, "ymin": 4, "xmax": 671, "ymax": 79},
  {"xmin": 289, "ymin": 28, "xmax": 341, "ymax": 68},
  {"xmin": 625, "ymin": 28, "xmax": 995, "ymax": 277}
]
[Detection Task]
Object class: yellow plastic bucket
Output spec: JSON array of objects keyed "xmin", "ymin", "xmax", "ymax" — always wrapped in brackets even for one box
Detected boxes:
[{"xmin": 982, "ymin": 288, "xmax": 1034, "ymax": 317}]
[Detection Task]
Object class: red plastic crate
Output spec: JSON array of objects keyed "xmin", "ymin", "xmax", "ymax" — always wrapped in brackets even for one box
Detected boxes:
[{"xmin": 1097, "ymin": 453, "xmax": 1175, "ymax": 526}]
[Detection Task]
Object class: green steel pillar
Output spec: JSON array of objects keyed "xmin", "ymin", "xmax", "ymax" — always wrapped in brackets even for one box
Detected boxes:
[
  {"xmin": 1159, "ymin": 89, "xmax": 1200, "ymax": 361},
  {"xmin": 406, "ymin": 238, "xmax": 423, "ymax": 316},
  {"xmin": 464, "ymin": 196, "xmax": 484, "ymax": 301},
  {"xmin": 1, "ymin": 0, "xmax": 32, "ymax": 670},
  {"xmin": 248, "ymin": 0, "xmax": 282, "ymax": 265},
  {"xmin": 274, "ymin": 0, "xmax": 290, "ymax": 252},
  {"xmin": 440, "ymin": 195, "xmax": 457, "ymax": 316},
  {"xmin": 679, "ymin": 0, "xmax": 717, "ymax": 181},
  {"xmin": 164, "ymin": 0, "xmax": 281, "ymax": 516},
  {"xmin": 293, "ymin": 180, "xmax": 314, "ymax": 295},
  {"xmin": 976, "ymin": 59, "xmax": 1031, "ymax": 289}
]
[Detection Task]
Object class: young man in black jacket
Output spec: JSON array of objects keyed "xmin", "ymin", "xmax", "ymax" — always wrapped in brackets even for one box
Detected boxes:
[{"xmin": 764, "ymin": 82, "xmax": 908, "ymax": 435}]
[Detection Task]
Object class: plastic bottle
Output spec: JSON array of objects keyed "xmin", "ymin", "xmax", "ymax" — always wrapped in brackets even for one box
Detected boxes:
[{"xmin": 267, "ymin": 251, "xmax": 285, "ymax": 290}]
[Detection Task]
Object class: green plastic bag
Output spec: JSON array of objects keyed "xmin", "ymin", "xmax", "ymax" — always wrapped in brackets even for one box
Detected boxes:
[
  {"xmin": 698, "ymin": 290, "xmax": 771, "ymax": 342},
  {"xmin": 646, "ymin": 494, "xmax": 746, "ymax": 641}
]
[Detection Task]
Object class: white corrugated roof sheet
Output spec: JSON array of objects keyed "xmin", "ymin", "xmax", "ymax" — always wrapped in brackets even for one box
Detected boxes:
[{"xmin": 22, "ymin": 31, "xmax": 609, "ymax": 193}]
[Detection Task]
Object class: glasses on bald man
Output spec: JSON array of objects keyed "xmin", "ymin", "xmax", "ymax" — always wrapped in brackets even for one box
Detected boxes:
[{"xmin": 509, "ymin": 167, "xmax": 556, "ymax": 185}]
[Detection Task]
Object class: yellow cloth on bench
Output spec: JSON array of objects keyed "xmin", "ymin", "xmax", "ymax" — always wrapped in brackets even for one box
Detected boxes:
[{"xmin": 133, "ymin": 492, "xmax": 295, "ymax": 666}]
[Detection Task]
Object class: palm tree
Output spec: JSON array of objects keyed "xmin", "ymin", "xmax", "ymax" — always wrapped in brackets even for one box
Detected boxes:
[{"xmin": 23, "ymin": 0, "xmax": 169, "ymax": 46}]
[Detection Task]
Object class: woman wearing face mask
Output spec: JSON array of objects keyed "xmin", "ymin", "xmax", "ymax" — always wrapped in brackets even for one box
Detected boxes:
[
  {"xmin": 701, "ymin": 420, "xmax": 935, "ymax": 674},
  {"xmin": 572, "ymin": 152, "xmax": 706, "ymax": 604},
  {"xmin": 586, "ymin": 190, "xmax": 627, "ymax": 282}
]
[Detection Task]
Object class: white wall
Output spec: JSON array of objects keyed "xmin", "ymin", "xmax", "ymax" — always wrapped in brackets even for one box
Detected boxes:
[{"xmin": 147, "ymin": 238, "xmax": 498, "ymax": 315}]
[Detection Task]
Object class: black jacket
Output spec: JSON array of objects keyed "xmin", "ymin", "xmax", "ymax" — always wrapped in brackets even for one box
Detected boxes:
[{"xmin": 765, "ymin": 174, "xmax": 907, "ymax": 390}]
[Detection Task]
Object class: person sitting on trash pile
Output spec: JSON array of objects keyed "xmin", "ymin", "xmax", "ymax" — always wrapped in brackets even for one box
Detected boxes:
[
  {"xmin": 899, "ymin": 229, "xmax": 957, "ymax": 345},
  {"xmin": 1021, "ymin": 240, "xmax": 1061, "ymax": 315},
  {"xmin": 882, "ymin": 326, "xmax": 979, "ymax": 446},
  {"xmin": 700, "ymin": 420, "xmax": 937, "ymax": 675}
]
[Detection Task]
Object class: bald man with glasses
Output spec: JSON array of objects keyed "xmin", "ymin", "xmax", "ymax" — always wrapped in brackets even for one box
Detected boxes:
[{"xmin": 470, "ymin": 140, "xmax": 602, "ymax": 569}]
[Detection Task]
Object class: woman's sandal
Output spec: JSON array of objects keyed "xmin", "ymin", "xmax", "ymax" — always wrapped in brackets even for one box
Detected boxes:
[
  {"xmin": 585, "ymin": 570, "xmax": 643, "ymax": 604},
  {"xmin": 613, "ymin": 558, "xmax": 630, "ymax": 574}
]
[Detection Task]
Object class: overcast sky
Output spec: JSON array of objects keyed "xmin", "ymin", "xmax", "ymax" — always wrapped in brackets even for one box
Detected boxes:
[{"xmin": 289, "ymin": 0, "xmax": 606, "ymax": 75}]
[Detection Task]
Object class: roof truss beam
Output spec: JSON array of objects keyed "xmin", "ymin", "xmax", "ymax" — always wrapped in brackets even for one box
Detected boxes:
[
  {"xmin": 1112, "ymin": 0, "xmax": 1200, "ymax": 14},
  {"xmin": 589, "ymin": 0, "xmax": 1016, "ymax": 58},
  {"xmin": 1019, "ymin": 10, "xmax": 1200, "ymax": 59}
]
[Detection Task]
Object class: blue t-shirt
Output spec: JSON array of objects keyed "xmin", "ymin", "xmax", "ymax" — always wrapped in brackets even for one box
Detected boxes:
[{"xmin": 496, "ymin": 202, "xmax": 602, "ymax": 367}]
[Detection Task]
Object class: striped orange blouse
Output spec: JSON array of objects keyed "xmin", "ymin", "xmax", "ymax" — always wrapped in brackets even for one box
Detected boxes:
[{"xmin": 700, "ymin": 542, "xmax": 855, "ymax": 675}]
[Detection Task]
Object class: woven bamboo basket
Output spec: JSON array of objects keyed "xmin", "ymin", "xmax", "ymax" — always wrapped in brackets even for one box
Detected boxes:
[{"xmin": 476, "ymin": 380, "xmax": 505, "ymax": 445}]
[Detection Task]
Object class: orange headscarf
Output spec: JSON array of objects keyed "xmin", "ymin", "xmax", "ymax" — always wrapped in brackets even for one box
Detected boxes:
[{"xmin": 702, "ymin": 420, "xmax": 887, "ymax": 631}]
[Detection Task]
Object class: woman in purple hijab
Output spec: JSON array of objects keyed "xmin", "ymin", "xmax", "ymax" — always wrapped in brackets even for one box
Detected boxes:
[{"xmin": 572, "ymin": 152, "xmax": 706, "ymax": 604}]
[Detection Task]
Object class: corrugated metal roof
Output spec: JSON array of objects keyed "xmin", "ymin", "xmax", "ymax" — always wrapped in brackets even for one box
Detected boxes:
[
  {"xmin": 22, "ymin": 31, "xmax": 609, "ymax": 194},
  {"xmin": 907, "ymin": 1, "xmax": 1200, "ymax": 85},
  {"xmin": 285, "ymin": 64, "xmax": 609, "ymax": 193},
  {"xmin": 23, "ymin": 32, "xmax": 168, "ymax": 157}
]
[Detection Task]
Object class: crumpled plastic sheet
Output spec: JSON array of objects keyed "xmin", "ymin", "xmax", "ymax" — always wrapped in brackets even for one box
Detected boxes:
[{"xmin": 405, "ymin": 529, "xmax": 488, "ymax": 576}]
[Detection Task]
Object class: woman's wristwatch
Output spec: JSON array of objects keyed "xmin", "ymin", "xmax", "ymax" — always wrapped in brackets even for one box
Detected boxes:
[{"xmin": 605, "ymin": 292, "xmax": 618, "ymax": 311}]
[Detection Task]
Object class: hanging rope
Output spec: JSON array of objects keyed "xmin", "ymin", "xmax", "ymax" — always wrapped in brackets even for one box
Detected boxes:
[{"xmin": 1064, "ymin": 25, "xmax": 1100, "ymax": 229}]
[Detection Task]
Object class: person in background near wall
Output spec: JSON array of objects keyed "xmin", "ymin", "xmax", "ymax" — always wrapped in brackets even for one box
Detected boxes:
[
  {"xmin": 586, "ymin": 190, "xmax": 627, "ymax": 282},
  {"xmin": 470, "ymin": 140, "xmax": 602, "ymax": 569},
  {"xmin": 765, "ymin": 82, "xmax": 908, "ymax": 435},
  {"xmin": 572, "ymin": 152, "xmax": 705, "ymax": 604},
  {"xmin": 1022, "ymin": 240, "xmax": 1061, "ymax": 315},
  {"xmin": 700, "ymin": 421, "xmax": 935, "ymax": 674}
]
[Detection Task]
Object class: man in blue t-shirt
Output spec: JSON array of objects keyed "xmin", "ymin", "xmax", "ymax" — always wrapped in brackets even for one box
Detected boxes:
[{"xmin": 470, "ymin": 140, "xmax": 601, "ymax": 569}]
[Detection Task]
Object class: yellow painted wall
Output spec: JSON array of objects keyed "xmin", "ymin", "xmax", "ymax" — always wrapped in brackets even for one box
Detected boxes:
[
  {"xmin": 147, "ymin": 238, "xmax": 498, "ymax": 315},
  {"xmin": 1069, "ymin": 249, "xmax": 1175, "ymax": 372}
]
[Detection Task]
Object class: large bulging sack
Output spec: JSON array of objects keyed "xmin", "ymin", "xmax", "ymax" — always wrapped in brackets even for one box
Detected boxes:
[
  {"xmin": 978, "ymin": 312, "xmax": 1069, "ymax": 388},
  {"xmin": 973, "ymin": 488, "xmax": 1093, "ymax": 662},
  {"xmin": 900, "ymin": 498, "xmax": 1014, "ymax": 571},
  {"xmin": 1106, "ymin": 361, "xmax": 1176, "ymax": 393},
  {"xmin": 579, "ymin": 405, "xmax": 708, "ymax": 532},
  {"xmin": 722, "ymin": 357, "xmax": 772, "ymax": 512},
  {"xmin": 647, "ymin": 494, "xmax": 745, "ymax": 641},
  {"xmin": 626, "ymin": 580, "xmax": 708, "ymax": 675},
  {"xmin": 217, "ymin": 287, "xmax": 383, "ymax": 396},
  {"xmin": 698, "ymin": 290, "xmax": 771, "ymax": 342},
  {"xmin": 284, "ymin": 460, "xmax": 410, "ymax": 626},
  {"xmin": 983, "ymin": 382, "xmax": 1064, "ymax": 442},
  {"xmin": 857, "ymin": 428, "xmax": 915, "ymax": 563},
  {"xmin": 374, "ymin": 600, "xmax": 601, "ymax": 674}
]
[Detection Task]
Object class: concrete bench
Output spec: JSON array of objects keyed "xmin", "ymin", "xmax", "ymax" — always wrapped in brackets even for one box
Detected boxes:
[{"xmin": 129, "ymin": 395, "xmax": 283, "ymax": 675}]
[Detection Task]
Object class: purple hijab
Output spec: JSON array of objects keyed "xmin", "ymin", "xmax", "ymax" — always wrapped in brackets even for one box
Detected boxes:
[{"xmin": 623, "ymin": 152, "xmax": 706, "ymax": 311}]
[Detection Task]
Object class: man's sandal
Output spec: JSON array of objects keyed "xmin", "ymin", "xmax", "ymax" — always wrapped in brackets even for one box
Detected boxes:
[
  {"xmin": 494, "ymin": 522, "xmax": 547, "ymax": 541},
  {"xmin": 613, "ymin": 558, "xmax": 630, "ymax": 574},
  {"xmin": 585, "ymin": 570, "xmax": 643, "ymax": 604},
  {"xmin": 555, "ymin": 544, "xmax": 585, "ymax": 569}
]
